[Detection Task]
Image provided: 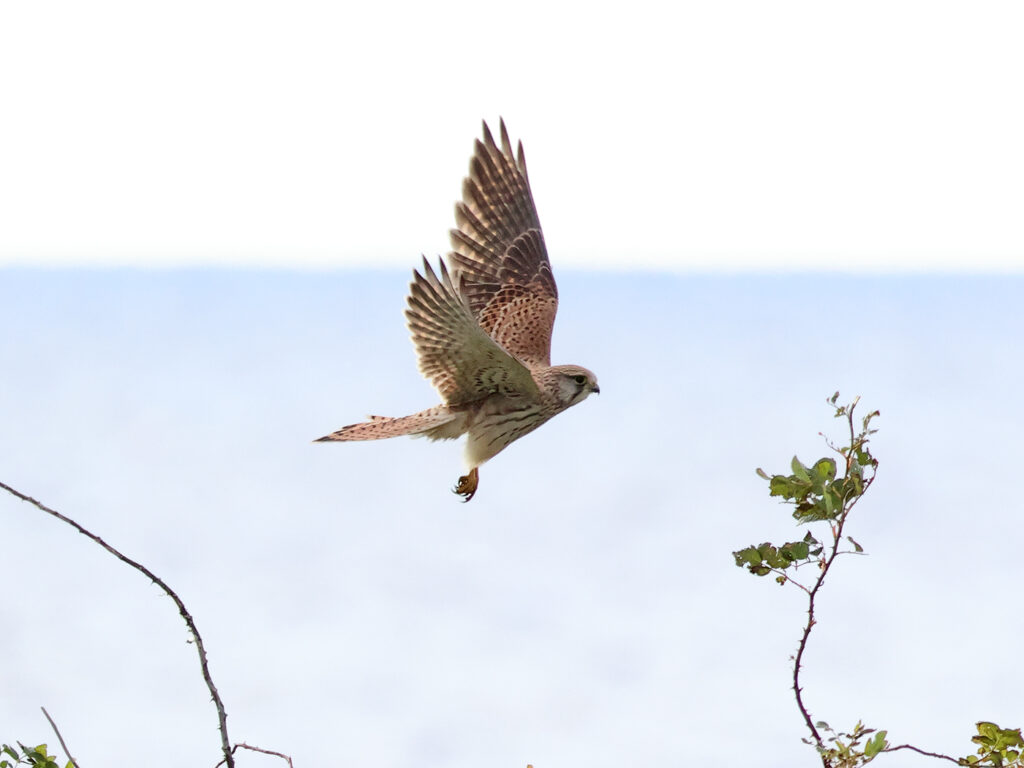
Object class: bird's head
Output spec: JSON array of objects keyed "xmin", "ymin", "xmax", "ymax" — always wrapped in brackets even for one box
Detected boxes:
[{"xmin": 551, "ymin": 365, "xmax": 600, "ymax": 407}]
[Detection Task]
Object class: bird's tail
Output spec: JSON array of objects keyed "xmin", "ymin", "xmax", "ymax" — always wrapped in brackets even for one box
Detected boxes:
[{"xmin": 314, "ymin": 406, "xmax": 461, "ymax": 442}]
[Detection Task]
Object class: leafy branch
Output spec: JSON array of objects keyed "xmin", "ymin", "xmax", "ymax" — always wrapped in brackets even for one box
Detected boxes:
[
  {"xmin": 1, "ymin": 743, "xmax": 70, "ymax": 768},
  {"xmin": 735, "ymin": 393, "xmax": 879, "ymax": 762},
  {"xmin": 733, "ymin": 394, "xmax": 1021, "ymax": 768}
]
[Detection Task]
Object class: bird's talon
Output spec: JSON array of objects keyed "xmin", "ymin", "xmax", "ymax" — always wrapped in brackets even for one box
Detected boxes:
[{"xmin": 453, "ymin": 467, "xmax": 479, "ymax": 502}]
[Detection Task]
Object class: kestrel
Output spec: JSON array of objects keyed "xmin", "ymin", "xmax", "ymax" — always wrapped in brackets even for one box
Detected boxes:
[{"xmin": 316, "ymin": 119, "xmax": 599, "ymax": 501}]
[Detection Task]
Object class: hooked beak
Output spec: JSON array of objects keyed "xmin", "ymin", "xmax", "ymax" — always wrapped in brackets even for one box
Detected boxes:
[{"xmin": 592, "ymin": 384, "xmax": 600, "ymax": 395}]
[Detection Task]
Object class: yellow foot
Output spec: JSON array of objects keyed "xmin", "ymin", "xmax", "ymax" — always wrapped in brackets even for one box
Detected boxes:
[{"xmin": 453, "ymin": 467, "xmax": 479, "ymax": 502}]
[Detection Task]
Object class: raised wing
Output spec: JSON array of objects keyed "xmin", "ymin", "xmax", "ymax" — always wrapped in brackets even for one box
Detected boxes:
[
  {"xmin": 448, "ymin": 119, "xmax": 558, "ymax": 368},
  {"xmin": 405, "ymin": 257, "xmax": 540, "ymax": 406}
]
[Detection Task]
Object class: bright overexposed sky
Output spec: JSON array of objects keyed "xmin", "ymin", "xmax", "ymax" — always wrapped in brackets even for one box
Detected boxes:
[{"xmin": 2, "ymin": 0, "xmax": 1023, "ymax": 270}]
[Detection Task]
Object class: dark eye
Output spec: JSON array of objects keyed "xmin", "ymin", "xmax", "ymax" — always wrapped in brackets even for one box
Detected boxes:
[{"xmin": 573, "ymin": 375, "xmax": 587, "ymax": 385}]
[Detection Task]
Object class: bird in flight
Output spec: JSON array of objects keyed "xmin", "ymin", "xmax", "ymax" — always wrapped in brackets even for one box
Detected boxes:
[{"xmin": 316, "ymin": 119, "xmax": 599, "ymax": 501}]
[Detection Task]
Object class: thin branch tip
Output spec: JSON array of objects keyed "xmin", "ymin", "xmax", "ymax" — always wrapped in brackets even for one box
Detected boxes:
[
  {"xmin": 41, "ymin": 706, "xmax": 80, "ymax": 768},
  {"xmin": 2, "ymin": 480, "xmax": 234, "ymax": 768}
]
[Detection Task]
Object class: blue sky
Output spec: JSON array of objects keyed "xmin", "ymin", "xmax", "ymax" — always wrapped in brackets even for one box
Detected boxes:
[{"xmin": 2, "ymin": 270, "xmax": 1022, "ymax": 766}]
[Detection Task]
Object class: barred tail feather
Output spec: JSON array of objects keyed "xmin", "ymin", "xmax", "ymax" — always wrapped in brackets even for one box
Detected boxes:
[{"xmin": 315, "ymin": 406, "xmax": 461, "ymax": 442}]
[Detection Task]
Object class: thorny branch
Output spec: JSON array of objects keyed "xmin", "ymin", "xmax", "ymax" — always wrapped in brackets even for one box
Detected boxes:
[
  {"xmin": 791, "ymin": 399, "xmax": 875, "ymax": 765},
  {"xmin": 1, "ymin": 480, "xmax": 234, "ymax": 768}
]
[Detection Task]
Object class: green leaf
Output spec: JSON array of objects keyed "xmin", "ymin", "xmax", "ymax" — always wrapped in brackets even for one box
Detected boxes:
[
  {"xmin": 801, "ymin": 531, "xmax": 823, "ymax": 557},
  {"xmin": 812, "ymin": 458, "xmax": 837, "ymax": 484},
  {"xmin": 733, "ymin": 545, "xmax": 774, "ymax": 576},
  {"xmin": 759, "ymin": 543, "xmax": 787, "ymax": 569},
  {"xmin": 847, "ymin": 536, "xmax": 864, "ymax": 553},
  {"xmin": 865, "ymin": 730, "xmax": 888, "ymax": 758},
  {"xmin": 733, "ymin": 546, "xmax": 762, "ymax": 567},
  {"xmin": 782, "ymin": 540, "xmax": 809, "ymax": 560},
  {"xmin": 976, "ymin": 722, "xmax": 1001, "ymax": 746},
  {"xmin": 997, "ymin": 725, "xmax": 1024, "ymax": 748},
  {"xmin": 822, "ymin": 487, "xmax": 836, "ymax": 515},
  {"xmin": 769, "ymin": 473, "xmax": 810, "ymax": 501},
  {"xmin": 791, "ymin": 456, "xmax": 811, "ymax": 481}
]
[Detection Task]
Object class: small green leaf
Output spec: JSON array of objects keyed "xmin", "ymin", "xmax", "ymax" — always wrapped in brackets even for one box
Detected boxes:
[
  {"xmin": 791, "ymin": 456, "xmax": 811, "ymax": 481},
  {"xmin": 760, "ymin": 543, "xmax": 787, "ymax": 569},
  {"xmin": 865, "ymin": 730, "xmax": 888, "ymax": 758},
  {"xmin": 733, "ymin": 544, "xmax": 783, "ymax": 577},
  {"xmin": 782, "ymin": 540, "xmax": 809, "ymax": 560},
  {"xmin": 733, "ymin": 546, "xmax": 762, "ymax": 567},
  {"xmin": 847, "ymin": 536, "xmax": 864, "ymax": 553},
  {"xmin": 977, "ymin": 722, "xmax": 1000, "ymax": 743},
  {"xmin": 812, "ymin": 458, "xmax": 837, "ymax": 483},
  {"xmin": 822, "ymin": 487, "xmax": 836, "ymax": 515},
  {"xmin": 769, "ymin": 473, "xmax": 810, "ymax": 500}
]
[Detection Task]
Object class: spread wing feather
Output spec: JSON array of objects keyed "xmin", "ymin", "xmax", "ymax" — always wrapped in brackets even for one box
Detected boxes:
[
  {"xmin": 405, "ymin": 257, "xmax": 540, "ymax": 406},
  {"xmin": 448, "ymin": 119, "xmax": 558, "ymax": 367}
]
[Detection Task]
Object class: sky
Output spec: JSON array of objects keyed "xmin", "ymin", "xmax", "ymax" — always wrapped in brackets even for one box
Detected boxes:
[
  {"xmin": 3, "ymin": 271, "xmax": 1023, "ymax": 768},
  {"xmin": 1, "ymin": 0, "xmax": 1023, "ymax": 271}
]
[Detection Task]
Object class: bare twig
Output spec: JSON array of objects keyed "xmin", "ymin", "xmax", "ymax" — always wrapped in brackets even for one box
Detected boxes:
[
  {"xmin": 216, "ymin": 742, "xmax": 295, "ymax": 767},
  {"xmin": 883, "ymin": 743, "xmax": 963, "ymax": 764},
  {"xmin": 770, "ymin": 569, "xmax": 812, "ymax": 595},
  {"xmin": 1, "ymin": 480, "xmax": 234, "ymax": 768},
  {"xmin": 40, "ymin": 706, "xmax": 80, "ymax": 768}
]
